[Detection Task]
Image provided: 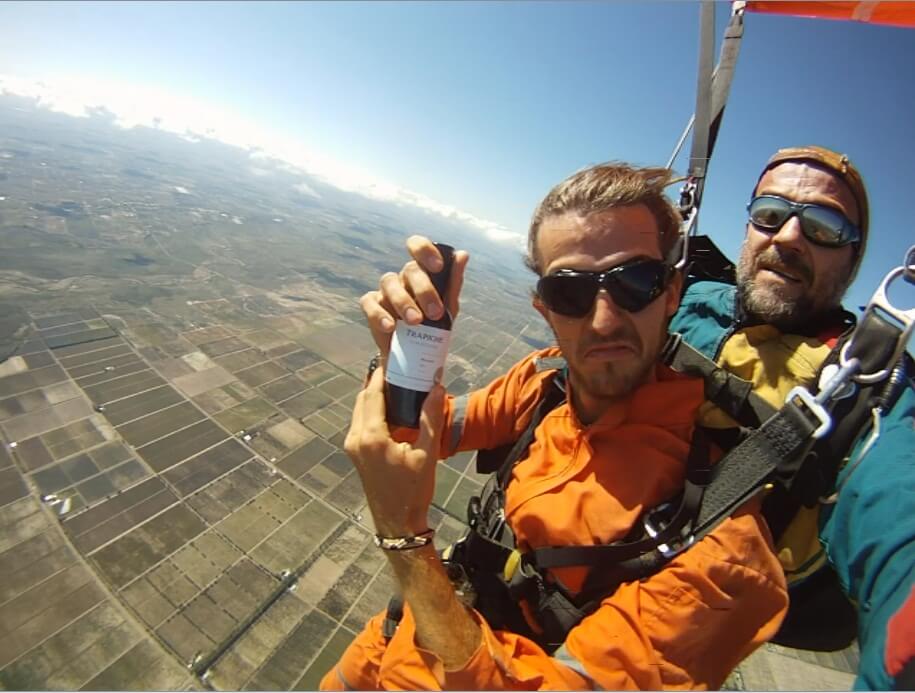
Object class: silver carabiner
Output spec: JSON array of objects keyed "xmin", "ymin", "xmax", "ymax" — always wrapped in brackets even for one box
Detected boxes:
[
  {"xmin": 840, "ymin": 244, "xmax": 915, "ymax": 385},
  {"xmin": 674, "ymin": 205, "xmax": 700, "ymax": 271}
]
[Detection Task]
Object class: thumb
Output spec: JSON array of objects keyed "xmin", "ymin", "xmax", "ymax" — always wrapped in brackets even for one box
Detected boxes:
[{"xmin": 415, "ymin": 384, "xmax": 446, "ymax": 458}]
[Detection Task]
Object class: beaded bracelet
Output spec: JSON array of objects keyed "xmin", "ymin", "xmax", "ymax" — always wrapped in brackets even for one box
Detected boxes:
[{"xmin": 373, "ymin": 528, "xmax": 435, "ymax": 551}]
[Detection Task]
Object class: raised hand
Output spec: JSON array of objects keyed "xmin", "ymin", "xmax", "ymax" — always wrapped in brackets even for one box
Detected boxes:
[
  {"xmin": 343, "ymin": 364, "xmax": 446, "ymax": 537},
  {"xmin": 360, "ymin": 235, "xmax": 469, "ymax": 354}
]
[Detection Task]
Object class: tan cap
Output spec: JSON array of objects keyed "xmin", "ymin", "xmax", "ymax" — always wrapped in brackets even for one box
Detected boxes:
[{"xmin": 756, "ymin": 145, "xmax": 869, "ymax": 261}]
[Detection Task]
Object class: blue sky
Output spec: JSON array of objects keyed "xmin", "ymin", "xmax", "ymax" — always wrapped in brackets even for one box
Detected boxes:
[{"xmin": 1, "ymin": 1, "xmax": 914, "ymax": 311}]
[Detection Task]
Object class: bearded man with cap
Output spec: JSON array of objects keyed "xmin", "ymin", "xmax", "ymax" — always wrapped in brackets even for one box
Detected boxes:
[
  {"xmin": 672, "ymin": 145, "xmax": 914, "ymax": 691},
  {"xmin": 362, "ymin": 145, "xmax": 914, "ymax": 689}
]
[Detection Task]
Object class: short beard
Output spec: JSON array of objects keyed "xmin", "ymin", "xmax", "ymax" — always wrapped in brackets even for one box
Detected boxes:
[
  {"xmin": 568, "ymin": 350, "xmax": 656, "ymax": 404},
  {"xmin": 558, "ymin": 319, "xmax": 664, "ymax": 409},
  {"xmin": 736, "ymin": 245, "xmax": 850, "ymax": 331}
]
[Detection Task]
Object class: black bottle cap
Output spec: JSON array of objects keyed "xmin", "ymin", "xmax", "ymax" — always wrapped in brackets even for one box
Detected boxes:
[{"xmin": 430, "ymin": 243, "xmax": 454, "ymax": 302}]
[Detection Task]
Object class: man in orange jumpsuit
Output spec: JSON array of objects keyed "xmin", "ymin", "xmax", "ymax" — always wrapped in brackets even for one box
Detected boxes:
[{"xmin": 321, "ymin": 163, "xmax": 788, "ymax": 690}]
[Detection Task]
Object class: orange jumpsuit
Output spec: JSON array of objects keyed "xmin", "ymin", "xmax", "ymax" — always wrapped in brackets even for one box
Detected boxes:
[{"xmin": 322, "ymin": 348, "xmax": 788, "ymax": 690}]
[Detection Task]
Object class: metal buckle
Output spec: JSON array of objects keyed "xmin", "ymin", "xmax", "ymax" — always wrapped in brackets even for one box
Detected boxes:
[
  {"xmin": 643, "ymin": 505, "xmax": 695, "ymax": 559},
  {"xmin": 466, "ymin": 495, "xmax": 482, "ymax": 529},
  {"xmin": 785, "ymin": 386, "xmax": 832, "ymax": 439},
  {"xmin": 674, "ymin": 202, "xmax": 700, "ymax": 271},
  {"xmin": 840, "ymin": 245, "xmax": 915, "ymax": 384},
  {"xmin": 484, "ymin": 505, "xmax": 507, "ymax": 539}
]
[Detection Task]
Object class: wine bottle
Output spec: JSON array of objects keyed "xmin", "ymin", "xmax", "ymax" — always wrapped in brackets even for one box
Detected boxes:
[{"xmin": 385, "ymin": 243, "xmax": 454, "ymax": 428}]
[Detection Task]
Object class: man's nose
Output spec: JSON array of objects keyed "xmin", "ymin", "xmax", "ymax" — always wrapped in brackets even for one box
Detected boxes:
[
  {"xmin": 590, "ymin": 290, "xmax": 624, "ymax": 334},
  {"xmin": 770, "ymin": 213, "xmax": 805, "ymax": 252}
]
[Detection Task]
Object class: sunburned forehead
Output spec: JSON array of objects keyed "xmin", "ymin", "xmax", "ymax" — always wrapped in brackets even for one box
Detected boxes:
[{"xmin": 538, "ymin": 205, "xmax": 662, "ymax": 274}]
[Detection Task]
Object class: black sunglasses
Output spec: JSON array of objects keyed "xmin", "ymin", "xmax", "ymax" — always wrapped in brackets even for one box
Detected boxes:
[
  {"xmin": 747, "ymin": 194, "xmax": 861, "ymax": 248},
  {"xmin": 536, "ymin": 259, "xmax": 674, "ymax": 318}
]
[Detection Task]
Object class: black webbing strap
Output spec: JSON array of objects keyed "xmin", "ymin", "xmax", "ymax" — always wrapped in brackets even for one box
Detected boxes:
[
  {"xmin": 528, "ymin": 481, "xmax": 705, "ymax": 571},
  {"xmin": 662, "ymin": 332, "xmax": 776, "ymax": 428},
  {"xmin": 493, "ymin": 372, "xmax": 567, "ymax": 487},
  {"xmin": 462, "ymin": 370, "xmax": 568, "ymax": 570},
  {"xmin": 461, "ymin": 519, "xmax": 514, "ymax": 570},
  {"xmin": 842, "ymin": 308, "xmax": 906, "ymax": 375},
  {"xmin": 687, "ymin": 1, "xmax": 716, "ymax": 189},
  {"xmin": 706, "ymin": 4, "xmax": 745, "ymax": 172},
  {"xmin": 677, "ymin": 3, "xmax": 746, "ymax": 209},
  {"xmin": 475, "ymin": 369, "xmax": 566, "ymax": 476},
  {"xmin": 528, "ymin": 428, "xmax": 711, "ymax": 573},
  {"xmin": 692, "ymin": 395, "xmax": 821, "ymax": 539}
]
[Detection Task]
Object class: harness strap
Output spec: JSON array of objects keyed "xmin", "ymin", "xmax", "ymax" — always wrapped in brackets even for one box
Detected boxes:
[
  {"xmin": 544, "ymin": 429, "xmax": 712, "ymax": 607},
  {"xmin": 687, "ymin": 1, "xmax": 716, "ymax": 189},
  {"xmin": 529, "ymin": 476, "xmax": 706, "ymax": 571},
  {"xmin": 491, "ymin": 372, "xmax": 567, "ymax": 485},
  {"xmin": 706, "ymin": 3, "xmax": 745, "ymax": 173},
  {"xmin": 692, "ymin": 393, "xmax": 821, "ymax": 539},
  {"xmin": 843, "ymin": 308, "xmax": 908, "ymax": 376},
  {"xmin": 662, "ymin": 332, "xmax": 776, "ymax": 427}
]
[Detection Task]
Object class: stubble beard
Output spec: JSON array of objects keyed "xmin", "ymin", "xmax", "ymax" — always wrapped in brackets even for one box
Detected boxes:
[
  {"xmin": 570, "ymin": 354, "xmax": 655, "ymax": 403},
  {"xmin": 736, "ymin": 245, "xmax": 850, "ymax": 331},
  {"xmin": 558, "ymin": 321, "xmax": 665, "ymax": 406}
]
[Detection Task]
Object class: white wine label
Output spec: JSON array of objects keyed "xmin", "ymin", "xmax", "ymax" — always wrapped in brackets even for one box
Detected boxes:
[{"xmin": 386, "ymin": 322, "xmax": 451, "ymax": 392}]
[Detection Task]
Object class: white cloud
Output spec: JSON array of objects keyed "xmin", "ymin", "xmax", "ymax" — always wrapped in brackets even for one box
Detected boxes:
[
  {"xmin": 293, "ymin": 182, "xmax": 320, "ymax": 198},
  {"xmin": 0, "ymin": 73, "xmax": 524, "ymax": 248}
]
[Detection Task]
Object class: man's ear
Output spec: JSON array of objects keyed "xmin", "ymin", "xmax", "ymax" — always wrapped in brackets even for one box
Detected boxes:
[
  {"xmin": 664, "ymin": 271, "xmax": 683, "ymax": 319},
  {"xmin": 532, "ymin": 294, "xmax": 549, "ymax": 322}
]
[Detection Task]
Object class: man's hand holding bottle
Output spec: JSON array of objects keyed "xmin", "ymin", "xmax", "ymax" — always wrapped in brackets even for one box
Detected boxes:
[
  {"xmin": 343, "ymin": 365, "xmax": 445, "ymax": 539},
  {"xmin": 359, "ymin": 235, "xmax": 469, "ymax": 355},
  {"xmin": 345, "ymin": 236, "xmax": 469, "ymax": 536}
]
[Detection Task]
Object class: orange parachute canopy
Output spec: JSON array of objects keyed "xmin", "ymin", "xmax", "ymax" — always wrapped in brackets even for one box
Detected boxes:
[{"xmin": 746, "ymin": 1, "xmax": 915, "ymax": 29}]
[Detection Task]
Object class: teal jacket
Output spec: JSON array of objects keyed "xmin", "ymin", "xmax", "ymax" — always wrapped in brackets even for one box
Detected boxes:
[{"xmin": 670, "ymin": 281, "xmax": 915, "ymax": 691}]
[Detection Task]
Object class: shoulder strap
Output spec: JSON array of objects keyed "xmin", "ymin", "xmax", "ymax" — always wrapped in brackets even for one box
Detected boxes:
[
  {"xmin": 495, "ymin": 370, "xmax": 566, "ymax": 489},
  {"xmin": 662, "ymin": 332, "xmax": 776, "ymax": 427},
  {"xmin": 475, "ymin": 366, "xmax": 567, "ymax": 476}
]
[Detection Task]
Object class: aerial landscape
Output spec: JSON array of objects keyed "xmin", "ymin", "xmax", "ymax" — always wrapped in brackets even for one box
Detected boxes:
[{"xmin": 0, "ymin": 91, "xmax": 563, "ymax": 690}]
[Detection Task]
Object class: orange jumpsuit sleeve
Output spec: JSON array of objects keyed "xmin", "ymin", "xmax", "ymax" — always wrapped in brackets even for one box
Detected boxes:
[
  {"xmin": 380, "ymin": 500, "xmax": 786, "ymax": 690},
  {"xmin": 436, "ymin": 349, "xmax": 555, "ymax": 458}
]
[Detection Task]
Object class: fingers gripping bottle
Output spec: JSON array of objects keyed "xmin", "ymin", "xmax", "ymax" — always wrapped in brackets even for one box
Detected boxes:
[{"xmin": 385, "ymin": 243, "xmax": 454, "ymax": 428}]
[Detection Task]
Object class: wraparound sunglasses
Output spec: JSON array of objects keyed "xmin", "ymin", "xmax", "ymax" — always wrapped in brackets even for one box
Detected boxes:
[
  {"xmin": 747, "ymin": 194, "xmax": 860, "ymax": 248},
  {"xmin": 536, "ymin": 259, "xmax": 674, "ymax": 318}
]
